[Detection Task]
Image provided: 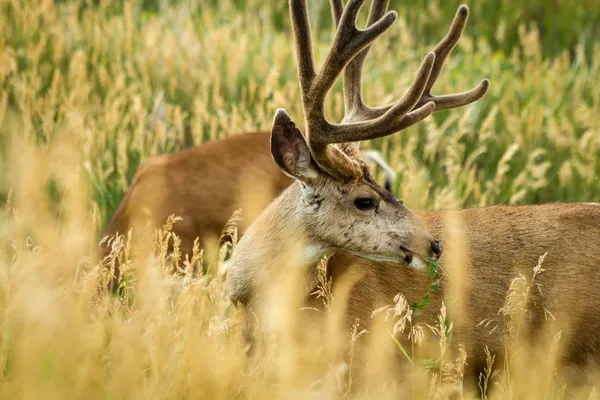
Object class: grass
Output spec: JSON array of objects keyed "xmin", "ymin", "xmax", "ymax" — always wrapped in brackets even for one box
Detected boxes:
[{"xmin": 0, "ymin": 0, "xmax": 600, "ymax": 398}]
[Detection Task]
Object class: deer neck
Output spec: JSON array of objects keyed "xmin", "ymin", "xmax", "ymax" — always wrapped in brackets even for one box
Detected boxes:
[{"xmin": 225, "ymin": 182, "xmax": 328, "ymax": 305}]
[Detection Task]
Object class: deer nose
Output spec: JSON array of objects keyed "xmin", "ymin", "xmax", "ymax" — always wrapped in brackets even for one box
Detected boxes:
[{"xmin": 431, "ymin": 240, "xmax": 443, "ymax": 258}]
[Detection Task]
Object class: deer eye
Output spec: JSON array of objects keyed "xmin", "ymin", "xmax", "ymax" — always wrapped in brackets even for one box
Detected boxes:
[{"xmin": 354, "ymin": 197, "xmax": 376, "ymax": 211}]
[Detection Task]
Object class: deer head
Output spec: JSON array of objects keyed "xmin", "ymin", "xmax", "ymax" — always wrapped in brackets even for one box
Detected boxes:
[{"xmin": 269, "ymin": 0, "xmax": 488, "ymax": 267}]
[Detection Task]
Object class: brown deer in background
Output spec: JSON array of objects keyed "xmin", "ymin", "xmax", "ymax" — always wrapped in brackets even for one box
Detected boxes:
[{"xmin": 225, "ymin": 0, "xmax": 600, "ymax": 390}]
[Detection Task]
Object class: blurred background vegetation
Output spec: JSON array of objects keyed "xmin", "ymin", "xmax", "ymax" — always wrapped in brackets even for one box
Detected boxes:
[
  {"xmin": 0, "ymin": 0, "xmax": 599, "ymax": 231},
  {"xmin": 196, "ymin": 0, "xmax": 600, "ymax": 59},
  {"xmin": 0, "ymin": 1, "xmax": 598, "ymax": 397}
]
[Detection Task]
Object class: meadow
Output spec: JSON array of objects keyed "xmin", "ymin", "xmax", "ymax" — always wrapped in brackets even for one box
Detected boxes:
[{"xmin": 0, "ymin": 0, "xmax": 599, "ymax": 398}]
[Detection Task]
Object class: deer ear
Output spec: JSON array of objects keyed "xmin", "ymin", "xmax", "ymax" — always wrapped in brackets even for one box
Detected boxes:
[{"xmin": 270, "ymin": 109, "xmax": 320, "ymax": 183}]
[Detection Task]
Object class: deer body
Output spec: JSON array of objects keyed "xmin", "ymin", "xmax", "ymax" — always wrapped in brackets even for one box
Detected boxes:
[
  {"xmin": 100, "ymin": 131, "xmax": 291, "ymax": 287},
  {"xmin": 228, "ymin": 201, "xmax": 600, "ymax": 387}
]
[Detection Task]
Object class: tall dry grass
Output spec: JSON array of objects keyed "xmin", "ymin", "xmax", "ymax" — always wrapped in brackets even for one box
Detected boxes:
[{"xmin": 0, "ymin": 0, "xmax": 599, "ymax": 398}]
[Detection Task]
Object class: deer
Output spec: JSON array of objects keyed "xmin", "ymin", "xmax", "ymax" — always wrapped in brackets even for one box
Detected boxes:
[{"xmin": 224, "ymin": 0, "xmax": 600, "ymax": 391}]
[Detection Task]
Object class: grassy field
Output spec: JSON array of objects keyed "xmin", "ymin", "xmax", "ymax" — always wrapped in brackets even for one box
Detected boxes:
[{"xmin": 0, "ymin": 0, "xmax": 599, "ymax": 398}]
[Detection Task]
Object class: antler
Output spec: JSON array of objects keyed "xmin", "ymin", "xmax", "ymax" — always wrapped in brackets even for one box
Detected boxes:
[{"xmin": 289, "ymin": 0, "xmax": 489, "ymax": 182}]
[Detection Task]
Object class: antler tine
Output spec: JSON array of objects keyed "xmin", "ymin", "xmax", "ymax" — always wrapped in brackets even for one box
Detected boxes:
[
  {"xmin": 331, "ymin": 0, "xmax": 390, "ymax": 121},
  {"xmin": 330, "ymin": 0, "xmax": 343, "ymax": 25},
  {"xmin": 415, "ymin": 5, "xmax": 489, "ymax": 111},
  {"xmin": 424, "ymin": 5, "xmax": 470, "ymax": 95},
  {"xmin": 289, "ymin": 0, "xmax": 317, "ymax": 96}
]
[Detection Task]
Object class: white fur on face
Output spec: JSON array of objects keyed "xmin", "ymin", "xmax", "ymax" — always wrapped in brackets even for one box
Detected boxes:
[{"xmin": 408, "ymin": 255, "xmax": 427, "ymax": 270}]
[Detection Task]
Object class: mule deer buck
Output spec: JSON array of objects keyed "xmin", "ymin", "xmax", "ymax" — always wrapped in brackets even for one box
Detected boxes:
[{"xmin": 225, "ymin": 0, "xmax": 600, "ymax": 390}]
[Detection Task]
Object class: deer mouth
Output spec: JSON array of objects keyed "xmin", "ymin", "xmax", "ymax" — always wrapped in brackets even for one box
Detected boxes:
[{"xmin": 400, "ymin": 246, "xmax": 427, "ymax": 270}]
